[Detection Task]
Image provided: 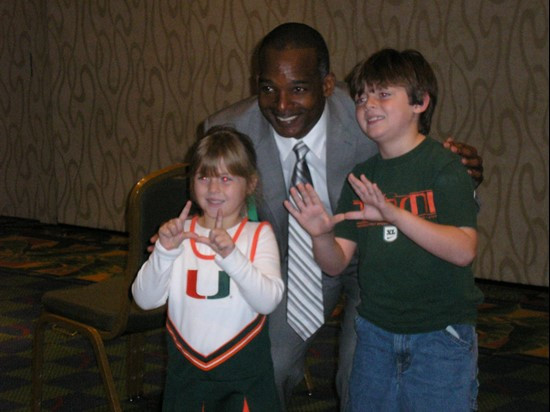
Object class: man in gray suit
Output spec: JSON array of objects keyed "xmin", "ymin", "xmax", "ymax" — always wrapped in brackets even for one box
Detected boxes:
[{"xmin": 203, "ymin": 23, "xmax": 483, "ymax": 411}]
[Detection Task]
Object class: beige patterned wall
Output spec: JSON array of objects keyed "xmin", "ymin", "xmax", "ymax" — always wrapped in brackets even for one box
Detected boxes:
[{"xmin": 1, "ymin": 0, "xmax": 548, "ymax": 286}]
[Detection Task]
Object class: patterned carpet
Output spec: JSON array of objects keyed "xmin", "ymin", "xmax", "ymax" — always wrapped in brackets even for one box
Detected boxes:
[
  {"xmin": 0, "ymin": 216, "xmax": 548, "ymax": 411},
  {"xmin": 0, "ymin": 216, "xmax": 127, "ymax": 283}
]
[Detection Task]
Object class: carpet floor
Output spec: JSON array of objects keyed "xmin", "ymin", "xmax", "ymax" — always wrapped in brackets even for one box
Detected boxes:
[{"xmin": 0, "ymin": 216, "xmax": 548, "ymax": 411}]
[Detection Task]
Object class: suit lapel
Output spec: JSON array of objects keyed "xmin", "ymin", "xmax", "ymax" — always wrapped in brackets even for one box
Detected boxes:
[
  {"xmin": 326, "ymin": 101, "xmax": 359, "ymax": 212},
  {"xmin": 253, "ymin": 120, "xmax": 289, "ymax": 253}
]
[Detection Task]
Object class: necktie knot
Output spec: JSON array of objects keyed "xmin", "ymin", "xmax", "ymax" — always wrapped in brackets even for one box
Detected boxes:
[
  {"xmin": 291, "ymin": 141, "xmax": 313, "ymax": 187},
  {"xmin": 293, "ymin": 141, "xmax": 309, "ymax": 161}
]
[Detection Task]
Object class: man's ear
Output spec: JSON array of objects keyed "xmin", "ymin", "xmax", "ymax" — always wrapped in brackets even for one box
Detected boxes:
[
  {"xmin": 323, "ymin": 72, "xmax": 336, "ymax": 97},
  {"xmin": 413, "ymin": 93, "xmax": 430, "ymax": 113}
]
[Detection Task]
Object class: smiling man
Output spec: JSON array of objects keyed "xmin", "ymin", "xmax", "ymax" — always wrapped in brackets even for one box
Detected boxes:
[
  {"xmin": 203, "ymin": 22, "xmax": 484, "ymax": 411},
  {"xmin": 257, "ymin": 46, "xmax": 333, "ymax": 139}
]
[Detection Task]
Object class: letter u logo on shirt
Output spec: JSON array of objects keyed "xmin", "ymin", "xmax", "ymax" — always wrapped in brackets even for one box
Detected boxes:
[{"xmin": 186, "ymin": 269, "xmax": 230, "ymax": 299}]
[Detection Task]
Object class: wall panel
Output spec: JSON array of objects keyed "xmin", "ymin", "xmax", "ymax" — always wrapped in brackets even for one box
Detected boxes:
[{"xmin": 0, "ymin": 0, "xmax": 547, "ymax": 286}]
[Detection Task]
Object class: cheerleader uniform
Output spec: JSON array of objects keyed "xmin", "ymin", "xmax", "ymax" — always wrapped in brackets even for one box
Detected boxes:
[{"xmin": 132, "ymin": 216, "xmax": 284, "ymax": 411}]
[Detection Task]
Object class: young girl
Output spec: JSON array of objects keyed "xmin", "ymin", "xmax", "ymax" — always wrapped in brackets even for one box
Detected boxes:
[{"xmin": 132, "ymin": 126, "xmax": 284, "ymax": 412}]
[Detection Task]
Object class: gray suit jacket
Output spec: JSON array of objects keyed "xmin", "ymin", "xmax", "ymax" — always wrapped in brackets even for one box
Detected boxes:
[{"xmin": 203, "ymin": 85, "xmax": 378, "ymax": 281}]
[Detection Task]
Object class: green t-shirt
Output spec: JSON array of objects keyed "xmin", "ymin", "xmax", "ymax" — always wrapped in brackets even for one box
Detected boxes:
[{"xmin": 335, "ymin": 137, "xmax": 483, "ymax": 334}]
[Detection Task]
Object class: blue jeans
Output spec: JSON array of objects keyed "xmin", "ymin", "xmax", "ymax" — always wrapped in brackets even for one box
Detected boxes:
[{"xmin": 348, "ymin": 316, "xmax": 479, "ymax": 412}]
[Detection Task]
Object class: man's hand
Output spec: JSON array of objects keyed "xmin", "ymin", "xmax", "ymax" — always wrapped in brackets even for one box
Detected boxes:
[
  {"xmin": 147, "ymin": 234, "xmax": 158, "ymax": 253},
  {"xmin": 444, "ymin": 137, "xmax": 484, "ymax": 187}
]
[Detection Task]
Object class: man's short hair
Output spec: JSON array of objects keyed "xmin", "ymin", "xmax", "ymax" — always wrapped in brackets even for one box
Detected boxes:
[{"xmin": 258, "ymin": 22, "xmax": 330, "ymax": 78}]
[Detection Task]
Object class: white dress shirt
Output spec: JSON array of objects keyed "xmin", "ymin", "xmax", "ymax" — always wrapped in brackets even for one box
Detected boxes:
[{"xmin": 273, "ymin": 104, "xmax": 332, "ymax": 213}]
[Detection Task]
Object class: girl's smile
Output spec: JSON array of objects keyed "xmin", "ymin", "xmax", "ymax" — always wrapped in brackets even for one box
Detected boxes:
[{"xmin": 193, "ymin": 160, "xmax": 252, "ymax": 229}]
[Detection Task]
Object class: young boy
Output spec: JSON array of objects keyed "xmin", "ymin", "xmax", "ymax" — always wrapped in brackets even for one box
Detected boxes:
[{"xmin": 284, "ymin": 48, "xmax": 483, "ymax": 411}]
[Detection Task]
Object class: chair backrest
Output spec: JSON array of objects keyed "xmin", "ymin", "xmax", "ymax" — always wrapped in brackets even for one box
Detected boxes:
[{"xmin": 125, "ymin": 163, "xmax": 191, "ymax": 284}]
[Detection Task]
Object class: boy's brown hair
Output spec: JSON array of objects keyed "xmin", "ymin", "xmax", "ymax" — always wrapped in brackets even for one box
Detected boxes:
[{"xmin": 347, "ymin": 48, "xmax": 438, "ymax": 135}]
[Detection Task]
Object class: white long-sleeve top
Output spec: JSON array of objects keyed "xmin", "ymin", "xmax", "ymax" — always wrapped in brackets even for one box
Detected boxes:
[{"xmin": 132, "ymin": 216, "xmax": 283, "ymax": 356}]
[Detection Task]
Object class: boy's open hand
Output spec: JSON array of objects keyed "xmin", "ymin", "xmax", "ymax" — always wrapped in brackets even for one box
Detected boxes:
[
  {"xmin": 195, "ymin": 209, "xmax": 235, "ymax": 258},
  {"xmin": 158, "ymin": 200, "xmax": 196, "ymax": 250},
  {"xmin": 284, "ymin": 183, "xmax": 344, "ymax": 237},
  {"xmin": 345, "ymin": 174, "xmax": 397, "ymax": 223}
]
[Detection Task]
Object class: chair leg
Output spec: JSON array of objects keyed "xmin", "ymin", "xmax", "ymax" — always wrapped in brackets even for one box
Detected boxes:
[
  {"xmin": 304, "ymin": 361, "xmax": 314, "ymax": 396},
  {"xmin": 126, "ymin": 332, "xmax": 145, "ymax": 401},
  {"xmin": 33, "ymin": 313, "xmax": 123, "ymax": 412},
  {"xmin": 86, "ymin": 327, "xmax": 123, "ymax": 412}
]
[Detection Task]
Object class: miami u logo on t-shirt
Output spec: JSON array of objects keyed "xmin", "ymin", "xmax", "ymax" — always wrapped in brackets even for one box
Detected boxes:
[
  {"xmin": 186, "ymin": 269, "xmax": 230, "ymax": 299},
  {"xmin": 355, "ymin": 189, "xmax": 437, "ymax": 228}
]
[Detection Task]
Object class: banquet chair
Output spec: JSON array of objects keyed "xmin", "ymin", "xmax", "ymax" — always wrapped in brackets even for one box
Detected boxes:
[{"xmin": 31, "ymin": 163, "xmax": 190, "ymax": 412}]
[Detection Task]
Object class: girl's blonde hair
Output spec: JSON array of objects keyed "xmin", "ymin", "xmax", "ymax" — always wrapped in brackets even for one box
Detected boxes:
[{"xmin": 188, "ymin": 126, "xmax": 259, "ymax": 205}]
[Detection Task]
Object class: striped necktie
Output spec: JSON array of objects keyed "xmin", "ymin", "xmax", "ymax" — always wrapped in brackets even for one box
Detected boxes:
[{"xmin": 287, "ymin": 141, "xmax": 324, "ymax": 340}]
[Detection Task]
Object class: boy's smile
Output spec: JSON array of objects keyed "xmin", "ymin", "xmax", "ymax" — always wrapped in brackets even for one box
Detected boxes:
[{"xmin": 355, "ymin": 84, "xmax": 427, "ymax": 158}]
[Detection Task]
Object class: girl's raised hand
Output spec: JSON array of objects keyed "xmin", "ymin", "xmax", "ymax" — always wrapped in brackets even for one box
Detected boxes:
[
  {"xmin": 158, "ymin": 200, "xmax": 196, "ymax": 250},
  {"xmin": 195, "ymin": 209, "xmax": 235, "ymax": 258},
  {"xmin": 284, "ymin": 183, "xmax": 344, "ymax": 237}
]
